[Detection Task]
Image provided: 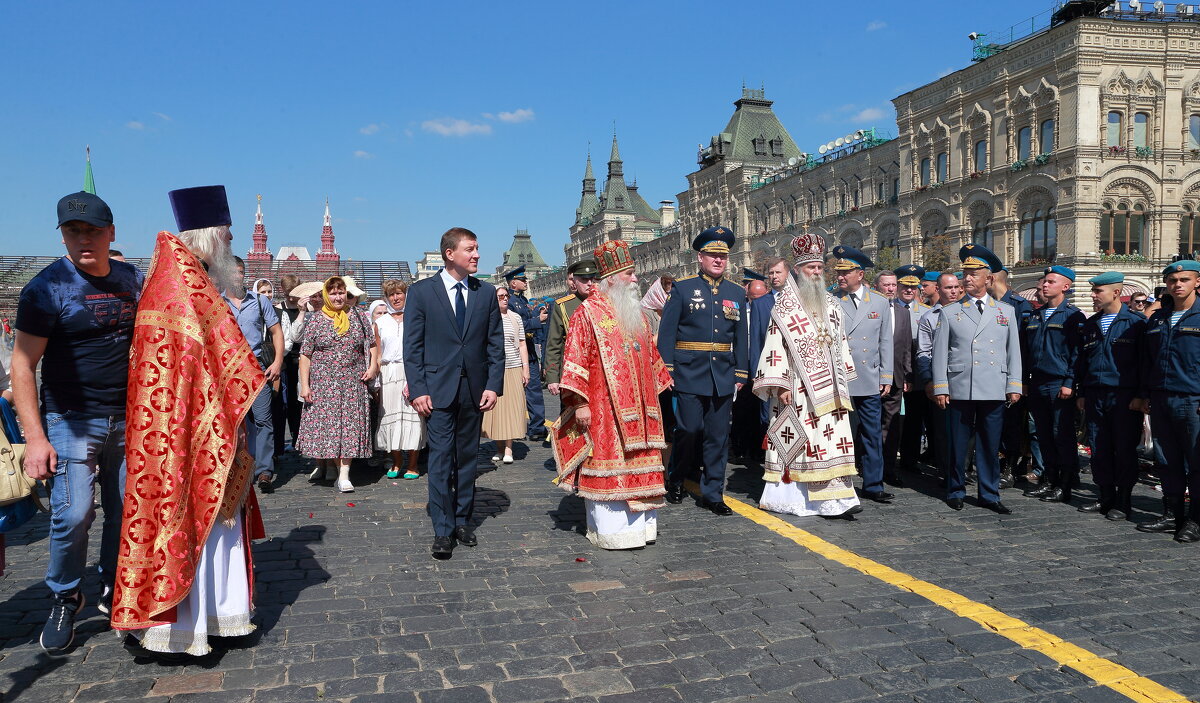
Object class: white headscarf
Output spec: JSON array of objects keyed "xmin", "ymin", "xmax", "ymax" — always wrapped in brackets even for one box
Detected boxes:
[
  {"xmin": 368, "ymin": 299, "xmax": 388, "ymax": 318},
  {"xmin": 641, "ymin": 277, "xmax": 669, "ymax": 312}
]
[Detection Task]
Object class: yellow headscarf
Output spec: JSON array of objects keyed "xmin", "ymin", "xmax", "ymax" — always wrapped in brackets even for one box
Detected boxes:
[{"xmin": 321, "ymin": 276, "xmax": 350, "ymax": 336}]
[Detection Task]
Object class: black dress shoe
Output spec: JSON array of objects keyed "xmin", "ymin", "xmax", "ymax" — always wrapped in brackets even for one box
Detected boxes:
[
  {"xmin": 1078, "ymin": 501, "xmax": 1104, "ymax": 513},
  {"xmin": 861, "ymin": 490, "xmax": 894, "ymax": 503},
  {"xmin": 1136, "ymin": 514, "xmax": 1179, "ymax": 533},
  {"xmin": 1024, "ymin": 484, "xmax": 1054, "ymax": 498},
  {"xmin": 1104, "ymin": 508, "xmax": 1128, "ymax": 521},
  {"xmin": 998, "ymin": 472, "xmax": 1014, "ymax": 490},
  {"xmin": 431, "ymin": 536, "xmax": 455, "ymax": 559},
  {"xmin": 980, "ymin": 500, "xmax": 1013, "ymax": 515},
  {"xmin": 1174, "ymin": 519, "xmax": 1200, "ymax": 543},
  {"xmin": 666, "ymin": 484, "xmax": 685, "ymax": 504},
  {"xmin": 698, "ymin": 499, "xmax": 733, "ymax": 516},
  {"xmin": 453, "ymin": 526, "xmax": 478, "ymax": 547},
  {"xmin": 946, "ymin": 498, "xmax": 964, "ymax": 511},
  {"xmin": 884, "ymin": 474, "xmax": 906, "ymax": 488},
  {"xmin": 1038, "ymin": 488, "xmax": 1067, "ymax": 503}
]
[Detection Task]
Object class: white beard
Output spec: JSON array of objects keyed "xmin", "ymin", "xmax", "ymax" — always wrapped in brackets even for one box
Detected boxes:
[
  {"xmin": 180, "ymin": 226, "xmax": 242, "ymax": 295},
  {"xmin": 600, "ymin": 278, "xmax": 646, "ymax": 339},
  {"xmin": 792, "ymin": 271, "xmax": 828, "ymax": 319}
]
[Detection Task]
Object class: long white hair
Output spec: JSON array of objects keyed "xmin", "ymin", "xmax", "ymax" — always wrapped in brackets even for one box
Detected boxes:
[
  {"xmin": 598, "ymin": 275, "xmax": 646, "ymax": 339},
  {"xmin": 179, "ymin": 226, "xmax": 242, "ymax": 295}
]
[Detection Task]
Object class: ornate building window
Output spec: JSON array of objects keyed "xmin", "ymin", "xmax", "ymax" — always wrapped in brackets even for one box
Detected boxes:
[
  {"xmin": 1180, "ymin": 206, "xmax": 1200, "ymax": 258},
  {"xmin": 770, "ymin": 137, "xmax": 784, "ymax": 157},
  {"xmin": 936, "ymin": 152, "xmax": 948, "ymax": 182},
  {"xmin": 919, "ymin": 158, "xmax": 931, "ymax": 186},
  {"xmin": 970, "ymin": 202, "xmax": 994, "ymax": 250},
  {"xmin": 1133, "ymin": 113, "xmax": 1149, "ymax": 148},
  {"xmin": 877, "ymin": 222, "xmax": 899, "ymax": 254},
  {"xmin": 1107, "ymin": 112, "xmax": 1123, "ymax": 146},
  {"xmin": 1017, "ymin": 127, "xmax": 1032, "ymax": 160},
  {"xmin": 753, "ymin": 135, "xmax": 767, "ymax": 156},
  {"xmin": 893, "ymin": 178, "xmax": 900, "ymax": 198},
  {"xmin": 1189, "ymin": 115, "xmax": 1200, "ymax": 150},
  {"xmin": 1020, "ymin": 208, "xmax": 1057, "ymax": 262},
  {"xmin": 1040, "ymin": 119, "xmax": 1055, "ymax": 154},
  {"xmin": 974, "ymin": 140, "xmax": 987, "ymax": 172},
  {"xmin": 919, "ymin": 211, "xmax": 947, "ymax": 239},
  {"xmin": 1100, "ymin": 202, "xmax": 1143, "ymax": 255}
]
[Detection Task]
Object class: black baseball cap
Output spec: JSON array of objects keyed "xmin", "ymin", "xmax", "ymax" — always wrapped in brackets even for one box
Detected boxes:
[{"xmin": 57, "ymin": 191, "xmax": 113, "ymax": 228}]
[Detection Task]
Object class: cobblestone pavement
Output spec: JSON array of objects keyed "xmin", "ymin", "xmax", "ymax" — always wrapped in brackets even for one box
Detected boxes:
[{"xmin": 2, "ymin": 396, "xmax": 1199, "ymax": 702}]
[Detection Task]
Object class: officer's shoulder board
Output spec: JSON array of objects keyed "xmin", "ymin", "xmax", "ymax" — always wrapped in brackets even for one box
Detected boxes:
[
  {"xmin": 554, "ymin": 293, "xmax": 576, "ymax": 305},
  {"xmin": 676, "ymin": 274, "xmax": 699, "ymax": 283}
]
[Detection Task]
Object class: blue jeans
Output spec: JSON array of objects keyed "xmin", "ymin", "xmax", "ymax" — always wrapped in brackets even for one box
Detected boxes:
[
  {"xmin": 44, "ymin": 411, "xmax": 127, "ymax": 596},
  {"xmin": 245, "ymin": 385, "xmax": 275, "ymax": 479}
]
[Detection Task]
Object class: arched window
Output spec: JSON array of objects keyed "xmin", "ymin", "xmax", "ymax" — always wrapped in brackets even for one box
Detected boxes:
[
  {"xmin": 1107, "ymin": 111, "xmax": 1123, "ymax": 146},
  {"xmin": 936, "ymin": 152, "xmax": 948, "ymax": 182},
  {"xmin": 877, "ymin": 182, "xmax": 885, "ymax": 201},
  {"xmin": 878, "ymin": 222, "xmax": 899, "ymax": 252},
  {"xmin": 893, "ymin": 178, "xmax": 900, "ymax": 198},
  {"xmin": 919, "ymin": 158, "xmax": 931, "ymax": 186},
  {"xmin": 974, "ymin": 139, "xmax": 987, "ymax": 173},
  {"xmin": 1101, "ymin": 202, "xmax": 1144, "ymax": 255},
  {"xmin": 853, "ymin": 189, "xmax": 860, "ymax": 208},
  {"xmin": 1020, "ymin": 209, "xmax": 1057, "ymax": 261},
  {"xmin": 1189, "ymin": 115, "xmax": 1200, "ymax": 150},
  {"xmin": 1018, "ymin": 127, "xmax": 1032, "ymax": 160},
  {"xmin": 1181, "ymin": 206, "xmax": 1200, "ymax": 258},
  {"xmin": 972, "ymin": 216, "xmax": 994, "ymax": 249},
  {"xmin": 1133, "ymin": 112, "xmax": 1149, "ymax": 148},
  {"xmin": 1040, "ymin": 119, "xmax": 1055, "ymax": 154}
]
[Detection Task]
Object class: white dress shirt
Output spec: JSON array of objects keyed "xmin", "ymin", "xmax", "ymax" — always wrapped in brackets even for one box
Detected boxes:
[{"xmin": 439, "ymin": 268, "xmax": 469, "ymax": 314}]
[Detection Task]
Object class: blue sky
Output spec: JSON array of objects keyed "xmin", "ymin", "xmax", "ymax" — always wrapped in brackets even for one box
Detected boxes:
[{"xmin": 1, "ymin": 0, "xmax": 1056, "ymax": 272}]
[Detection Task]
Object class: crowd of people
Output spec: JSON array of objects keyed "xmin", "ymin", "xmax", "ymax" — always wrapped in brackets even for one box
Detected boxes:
[{"xmin": 2, "ymin": 185, "xmax": 1195, "ymax": 663}]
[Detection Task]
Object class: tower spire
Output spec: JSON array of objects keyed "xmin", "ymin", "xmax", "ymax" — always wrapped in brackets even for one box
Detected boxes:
[
  {"xmin": 317, "ymin": 197, "xmax": 338, "ymax": 263},
  {"xmin": 83, "ymin": 145, "xmax": 96, "ymax": 195},
  {"xmin": 247, "ymin": 194, "xmax": 272, "ymax": 262}
]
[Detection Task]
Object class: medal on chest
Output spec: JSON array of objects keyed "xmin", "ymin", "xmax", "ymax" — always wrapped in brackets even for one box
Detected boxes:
[{"xmin": 689, "ymin": 288, "xmax": 706, "ymax": 313}]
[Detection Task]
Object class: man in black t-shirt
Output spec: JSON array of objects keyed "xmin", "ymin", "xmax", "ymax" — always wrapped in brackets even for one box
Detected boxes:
[{"xmin": 11, "ymin": 192, "xmax": 143, "ymax": 654}]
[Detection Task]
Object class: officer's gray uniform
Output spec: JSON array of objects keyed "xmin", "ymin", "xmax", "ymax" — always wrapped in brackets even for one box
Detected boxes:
[{"xmin": 834, "ymin": 285, "xmax": 893, "ymax": 494}]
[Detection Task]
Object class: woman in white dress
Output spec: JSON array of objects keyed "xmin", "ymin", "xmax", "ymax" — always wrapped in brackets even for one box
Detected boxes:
[{"xmin": 374, "ymin": 280, "xmax": 426, "ymax": 479}]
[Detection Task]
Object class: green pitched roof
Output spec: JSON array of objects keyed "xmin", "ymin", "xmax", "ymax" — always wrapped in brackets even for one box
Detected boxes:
[
  {"xmin": 703, "ymin": 88, "xmax": 801, "ymax": 167},
  {"xmin": 599, "ymin": 135, "xmax": 634, "ymax": 214},
  {"xmin": 502, "ymin": 229, "xmax": 548, "ymax": 268},
  {"xmin": 575, "ymin": 152, "xmax": 600, "ymax": 224}
]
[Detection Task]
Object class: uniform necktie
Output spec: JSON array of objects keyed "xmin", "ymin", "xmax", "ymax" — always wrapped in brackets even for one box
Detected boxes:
[
  {"xmin": 850, "ymin": 293, "xmax": 859, "ymax": 309},
  {"xmin": 976, "ymin": 300, "xmax": 984, "ymax": 315},
  {"xmin": 455, "ymin": 282, "xmax": 466, "ymax": 332}
]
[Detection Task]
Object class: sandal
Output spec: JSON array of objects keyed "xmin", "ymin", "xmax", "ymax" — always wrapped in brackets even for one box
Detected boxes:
[{"xmin": 403, "ymin": 470, "xmax": 420, "ymax": 480}]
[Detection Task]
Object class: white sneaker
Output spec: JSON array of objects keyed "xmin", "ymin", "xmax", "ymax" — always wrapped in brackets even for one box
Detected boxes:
[
  {"xmin": 336, "ymin": 479, "xmax": 355, "ymax": 493},
  {"xmin": 491, "ymin": 455, "xmax": 501, "ymax": 462},
  {"xmin": 503, "ymin": 454, "xmax": 514, "ymax": 464}
]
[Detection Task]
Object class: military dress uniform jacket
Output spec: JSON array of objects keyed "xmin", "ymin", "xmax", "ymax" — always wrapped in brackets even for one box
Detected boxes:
[
  {"xmin": 835, "ymin": 287, "xmax": 894, "ymax": 397},
  {"xmin": 508, "ymin": 291, "xmax": 541, "ymax": 363},
  {"xmin": 931, "ymin": 296, "xmax": 1023, "ymax": 401},
  {"xmin": 915, "ymin": 304, "xmax": 944, "ymax": 387},
  {"xmin": 542, "ymin": 293, "xmax": 581, "ymax": 386},
  {"xmin": 1023, "ymin": 303, "xmax": 1085, "ymax": 386},
  {"xmin": 903, "ymin": 300, "xmax": 929, "ymax": 341},
  {"xmin": 889, "ymin": 298, "xmax": 914, "ymax": 388},
  {"xmin": 1141, "ymin": 297, "xmax": 1200, "ymax": 396},
  {"xmin": 1074, "ymin": 305, "xmax": 1145, "ymax": 394},
  {"xmin": 657, "ymin": 273, "xmax": 748, "ymax": 397}
]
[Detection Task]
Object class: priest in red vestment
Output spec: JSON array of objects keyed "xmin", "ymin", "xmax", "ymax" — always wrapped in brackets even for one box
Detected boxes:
[
  {"xmin": 552, "ymin": 239, "xmax": 673, "ymax": 549},
  {"xmin": 112, "ymin": 186, "xmax": 266, "ymax": 657}
]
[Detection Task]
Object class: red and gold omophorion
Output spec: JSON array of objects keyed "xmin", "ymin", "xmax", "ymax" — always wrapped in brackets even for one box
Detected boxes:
[
  {"xmin": 552, "ymin": 293, "xmax": 672, "ymax": 511},
  {"xmin": 111, "ymin": 231, "xmax": 266, "ymax": 631}
]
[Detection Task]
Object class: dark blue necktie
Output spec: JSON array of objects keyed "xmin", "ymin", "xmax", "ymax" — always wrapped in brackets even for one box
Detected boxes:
[{"xmin": 454, "ymin": 282, "xmax": 466, "ymax": 332}]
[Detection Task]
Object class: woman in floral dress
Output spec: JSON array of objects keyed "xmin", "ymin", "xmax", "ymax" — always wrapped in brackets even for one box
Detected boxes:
[{"xmin": 298, "ymin": 276, "xmax": 379, "ymax": 492}]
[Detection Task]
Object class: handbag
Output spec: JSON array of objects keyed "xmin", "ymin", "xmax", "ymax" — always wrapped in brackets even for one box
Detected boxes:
[{"xmin": 0, "ymin": 426, "xmax": 35, "ymax": 508}]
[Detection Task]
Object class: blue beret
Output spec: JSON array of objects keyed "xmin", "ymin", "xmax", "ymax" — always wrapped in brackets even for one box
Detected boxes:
[
  {"xmin": 503, "ymin": 265, "xmax": 527, "ymax": 281},
  {"xmin": 1163, "ymin": 260, "xmax": 1200, "ymax": 277},
  {"xmin": 831, "ymin": 245, "xmax": 873, "ymax": 271},
  {"xmin": 169, "ymin": 185, "xmax": 231, "ymax": 232},
  {"xmin": 1088, "ymin": 271, "xmax": 1124, "ymax": 286},
  {"xmin": 921, "ymin": 271, "xmax": 942, "ymax": 283},
  {"xmin": 958, "ymin": 243, "xmax": 1004, "ymax": 272},
  {"xmin": 693, "ymin": 226, "xmax": 735, "ymax": 254},
  {"xmin": 894, "ymin": 264, "xmax": 925, "ymax": 286},
  {"xmin": 1043, "ymin": 265, "xmax": 1076, "ymax": 282},
  {"xmin": 741, "ymin": 268, "xmax": 766, "ymax": 283}
]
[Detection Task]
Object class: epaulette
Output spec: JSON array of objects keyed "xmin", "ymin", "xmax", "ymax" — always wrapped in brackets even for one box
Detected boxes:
[
  {"xmin": 554, "ymin": 293, "xmax": 577, "ymax": 304},
  {"xmin": 676, "ymin": 274, "xmax": 699, "ymax": 282}
]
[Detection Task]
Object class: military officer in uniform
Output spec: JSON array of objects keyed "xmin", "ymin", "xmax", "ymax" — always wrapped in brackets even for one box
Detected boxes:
[
  {"xmin": 920, "ymin": 270, "xmax": 940, "ymax": 306},
  {"xmin": 829, "ymin": 246, "xmax": 894, "ymax": 503},
  {"xmin": 877, "ymin": 268, "xmax": 912, "ymax": 486},
  {"xmin": 1075, "ymin": 272, "xmax": 1145, "ymax": 521},
  {"xmin": 992, "ymin": 267, "xmax": 1040, "ymax": 488},
  {"xmin": 1021, "ymin": 266, "xmax": 1086, "ymax": 506},
  {"xmin": 658, "ymin": 226, "xmax": 748, "ymax": 515},
  {"xmin": 931, "ymin": 244, "xmax": 1022, "ymax": 513},
  {"xmin": 918, "ymin": 272, "xmax": 963, "ymax": 479},
  {"xmin": 1137, "ymin": 260, "xmax": 1200, "ymax": 543},
  {"xmin": 505, "ymin": 266, "xmax": 548, "ymax": 441},
  {"xmin": 543, "ymin": 259, "xmax": 598, "ymax": 394},
  {"xmin": 893, "ymin": 264, "xmax": 929, "ymax": 476}
]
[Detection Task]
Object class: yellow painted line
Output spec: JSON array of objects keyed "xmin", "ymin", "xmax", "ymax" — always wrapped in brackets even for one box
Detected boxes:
[{"xmin": 691, "ymin": 484, "xmax": 1192, "ymax": 703}]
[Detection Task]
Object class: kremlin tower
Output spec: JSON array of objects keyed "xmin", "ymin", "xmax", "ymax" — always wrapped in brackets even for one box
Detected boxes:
[
  {"xmin": 315, "ymin": 198, "xmax": 340, "ymax": 278},
  {"xmin": 244, "ymin": 194, "xmax": 274, "ymax": 281}
]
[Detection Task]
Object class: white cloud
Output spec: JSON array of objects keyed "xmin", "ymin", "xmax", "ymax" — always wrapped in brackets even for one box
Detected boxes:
[
  {"xmin": 938, "ymin": 67, "xmax": 957, "ymax": 78},
  {"xmin": 866, "ymin": 20, "xmax": 887, "ymax": 31},
  {"xmin": 421, "ymin": 117, "xmax": 492, "ymax": 137},
  {"xmin": 353, "ymin": 196, "xmax": 368, "ymax": 202},
  {"xmin": 496, "ymin": 108, "xmax": 535, "ymax": 123},
  {"xmin": 126, "ymin": 121, "xmax": 145, "ymax": 130},
  {"xmin": 359, "ymin": 123, "xmax": 385, "ymax": 135},
  {"xmin": 853, "ymin": 107, "xmax": 888, "ymax": 122},
  {"xmin": 153, "ymin": 112, "xmax": 171, "ymax": 122},
  {"xmin": 353, "ymin": 150, "xmax": 374, "ymax": 159}
]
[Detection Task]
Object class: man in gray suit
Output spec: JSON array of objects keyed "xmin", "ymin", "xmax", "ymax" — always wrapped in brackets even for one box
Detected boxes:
[
  {"xmin": 931, "ymin": 244, "xmax": 1023, "ymax": 514},
  {"xmin": 875, "ymin": 271, "xmax": 913, "ymax": 487},
  {"xmin": 832, "ymin": 245, "xmax": 894, "ymax": 503}
]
